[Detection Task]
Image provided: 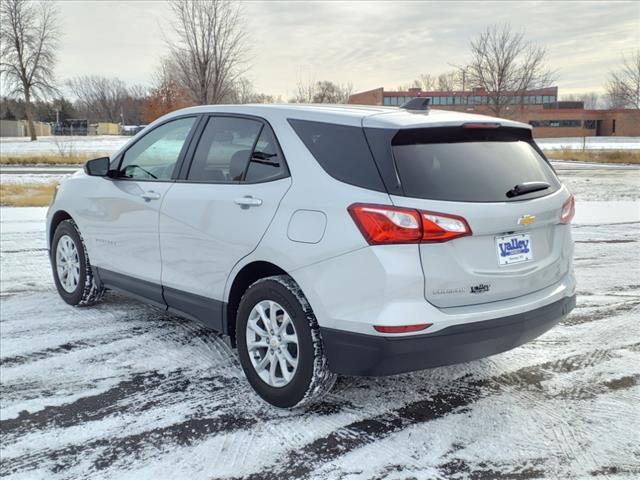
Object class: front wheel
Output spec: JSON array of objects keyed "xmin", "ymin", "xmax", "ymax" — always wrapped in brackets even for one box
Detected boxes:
[
  {"xmin": 51, "ymin": 219, "xmax": 104, "ymax": 306},
  {"xmin": 236, "ymin": 275, "xmax": 336, "ymax": 408}
]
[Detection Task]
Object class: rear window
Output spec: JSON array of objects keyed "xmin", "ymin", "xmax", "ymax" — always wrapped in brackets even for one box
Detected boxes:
[
  {"xmin": 392, "ymin": 129, "xmax": 560, "ymax": 202},
  {"xmin": 288, "ymin": 119, "xmax": 385, "ymax": 192}
]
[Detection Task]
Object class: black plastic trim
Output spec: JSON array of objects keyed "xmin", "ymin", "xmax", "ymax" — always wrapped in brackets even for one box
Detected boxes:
[
  {"xmin": 362, "ymin": 127, "xmax": 403, "ymax": 195},
  {"xmin": 95, "ymin": 268, "xmax": 228, "ymax": 333},
  {"xmin": 163, "ymin": 286, "xmax": 225, "ymax": 332},
  {"xmin": 320, "ymin": 295, "xmax": 576, "ymax": 376},
  {"xmin": 96, "ymin": 267, "xmax": 165, "ymax": 308}
]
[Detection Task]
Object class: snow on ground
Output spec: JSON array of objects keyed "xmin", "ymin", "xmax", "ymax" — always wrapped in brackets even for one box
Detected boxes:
[
  {"xmin": 0, "ymin": 136, "xmax": 129, "ymax": 157},
  {"xmin": 0, "ymin": 135, "xmax": 637, "ymax": 160},
  {"xmin": 536, "ymin": 136, "xmax": 640, "ymax": 150},
  {"xmin": 0, "ymin": 169, "xmax": 639, "ymax": 479},
  {"xmin": 0, "ymin": 166, "xmax": 79, "ymax": 186}
]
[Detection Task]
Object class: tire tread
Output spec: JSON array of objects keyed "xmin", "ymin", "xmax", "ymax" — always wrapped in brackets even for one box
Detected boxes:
[
  {"xmin": 54, "ymin": 219, "xmax": 104, "ymax": 306},
  {"xmin": 240, "ymin": 275, "xmax": 337, "ymax": 408}
]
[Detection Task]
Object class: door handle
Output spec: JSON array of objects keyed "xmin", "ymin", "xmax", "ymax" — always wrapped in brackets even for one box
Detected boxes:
[
  {"xmin": 234, "ymin": 196, "xmax": 263, "ymax": 208},
  {"xmin": 141, "ymin": 191, "xmax": 161, "ymax": 201}
]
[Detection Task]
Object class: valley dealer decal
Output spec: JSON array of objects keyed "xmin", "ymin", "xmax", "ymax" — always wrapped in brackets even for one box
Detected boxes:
[{"xmin": 499, "ymin": 237, "xmax": 531, "ymax": 257}]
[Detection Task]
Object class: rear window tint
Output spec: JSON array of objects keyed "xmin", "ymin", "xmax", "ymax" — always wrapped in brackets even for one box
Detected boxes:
[
  {"xmin": 392, "ymin": 133, "xmax": 560, "ymax": 202},
  {"xmin": 288, "ymin": 119, "xmax": 384, "ymax": 192}
]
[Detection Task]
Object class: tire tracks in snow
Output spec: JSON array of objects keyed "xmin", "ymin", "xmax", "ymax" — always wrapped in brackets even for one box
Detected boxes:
[
  {"xmin": 563, "ymin": 299, "xmax": 640, "ymax": 327},
  {"xmin": 0, "ymin": 318, "xmax": 216, "ymax": 368},
  {"xmin": 231, "ymin": 342, "xmax": 639, "ymax": 480},
  {"xmin": 3, "ymin": 336, "xmax": 637, "ymax": 478},
  {"xmin": 0, "ymin": 368, "xmax": 354, "ymax": 476}
]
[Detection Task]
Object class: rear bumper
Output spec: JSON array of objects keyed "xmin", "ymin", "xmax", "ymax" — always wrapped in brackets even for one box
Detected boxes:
[{"xmin": 320, "ymin": 294, "xmax": 576, "ymax": 376}]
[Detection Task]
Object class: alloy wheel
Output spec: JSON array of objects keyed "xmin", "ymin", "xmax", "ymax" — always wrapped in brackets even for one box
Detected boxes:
[
  {"xmin": 56, "ymin": 235, "xmax": 80, "ymax": 293},
  {"xmin": 245, "ymin": 300, "xmax": 299, "ymax": 388}
]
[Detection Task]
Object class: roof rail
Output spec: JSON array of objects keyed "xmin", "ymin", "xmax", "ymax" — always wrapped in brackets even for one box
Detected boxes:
[{"xmin": 400, "ymin": 97, "xmax": 431, "ymax": 111}]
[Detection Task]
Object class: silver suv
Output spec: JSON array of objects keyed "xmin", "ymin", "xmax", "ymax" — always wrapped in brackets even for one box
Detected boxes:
[{"xmin": 47, "ymin": 104, "xmax": 576, "ymax": 408}]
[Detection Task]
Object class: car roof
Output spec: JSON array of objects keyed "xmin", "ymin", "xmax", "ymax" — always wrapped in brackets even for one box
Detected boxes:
[{"xmin": 160, "ymin": 103, "xmax": 532, "ymax": 130}]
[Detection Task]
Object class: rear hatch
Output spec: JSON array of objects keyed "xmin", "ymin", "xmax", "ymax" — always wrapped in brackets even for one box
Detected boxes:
[{"xmin": 365, "ymin": 123, "xmax": 572, "ymax": 308}]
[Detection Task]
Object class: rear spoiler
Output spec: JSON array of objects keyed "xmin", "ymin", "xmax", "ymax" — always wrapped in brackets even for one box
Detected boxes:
[{"xmin": 392, "ymin": 125, "xmax": 533, "ymax": 145}]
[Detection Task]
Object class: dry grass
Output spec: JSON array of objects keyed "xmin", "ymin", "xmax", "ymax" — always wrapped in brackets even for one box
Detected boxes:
[
  {"xmin": 0, "ymin": 154, "xmax": 93, "ymax": 165},
  {"xmin": 543, "ymin": 149, "xmax": 640, "ymax": 164},
  {"xmin": 0, "ymin": 182, "xmax": 58, "ymax": 207}
]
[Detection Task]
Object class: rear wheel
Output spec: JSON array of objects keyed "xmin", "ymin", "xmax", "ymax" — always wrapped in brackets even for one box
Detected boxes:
[
  {"xmin": 236, "ymin": 275, "xmax": 336, "ymax": 408},
  {"xmin": 51, "ymin": 219, "xmax": 104, "ymax": 306}
]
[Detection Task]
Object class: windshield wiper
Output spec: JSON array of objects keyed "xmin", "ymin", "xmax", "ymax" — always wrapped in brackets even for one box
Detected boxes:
[{"xmin": 506, "ymin": 181, "xmax": 550, "ymax": 198}]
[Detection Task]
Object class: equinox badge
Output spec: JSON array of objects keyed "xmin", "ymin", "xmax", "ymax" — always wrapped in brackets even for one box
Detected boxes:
[{"xmin": 517, "ymin": 214, "xmax": 536, "ymax": 226}]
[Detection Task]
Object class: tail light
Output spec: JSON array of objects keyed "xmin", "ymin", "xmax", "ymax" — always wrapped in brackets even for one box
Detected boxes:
[
  {"xmin": 560, "ymin": 195, "xmax": 575, "ymax": 224},
  {"xmin": 347, "ymin": 204, "xmax": 422, "ymax": 244},
  {"xmin": 348, "ymin": 203, "xmax": 472, "ymax": 245}
]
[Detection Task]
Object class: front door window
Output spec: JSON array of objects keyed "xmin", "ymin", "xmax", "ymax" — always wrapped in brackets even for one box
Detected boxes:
[{"xmin": 119, "ymin": 117, "xmax": 196, "ymax": 180}]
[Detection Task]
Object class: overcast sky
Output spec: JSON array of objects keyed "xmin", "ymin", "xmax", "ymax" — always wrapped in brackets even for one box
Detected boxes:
[{"xmin": 55, "ymin": 0, "xmax": 639, "ymax": 99}]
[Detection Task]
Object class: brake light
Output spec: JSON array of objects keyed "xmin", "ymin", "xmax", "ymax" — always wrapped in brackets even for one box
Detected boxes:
[
  {"xmin": 560, "ymin": 195, "xmax": 575, "ymax": 224},
  {"xmin": 463, "ymin": 122, "xmax": 500, "ymax": 129},
  {"xmin": 374, "ymin": 323, "xmax": 432, "ymax": 333},
  {"xmin": 348, "ymin": 204, "xmax": 422, "ymax": 244},
  {"xmin": 348, "ymin": 203, "xmax": 472, "ymax": 245}
]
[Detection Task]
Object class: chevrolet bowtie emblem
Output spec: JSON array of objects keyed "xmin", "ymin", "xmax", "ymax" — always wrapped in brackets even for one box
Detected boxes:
[{"xmin": 518, "ymin": 215, "xmax": 536, "ymax": 226}]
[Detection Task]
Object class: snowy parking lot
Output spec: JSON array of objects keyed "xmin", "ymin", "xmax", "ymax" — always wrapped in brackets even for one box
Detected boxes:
[{"xmin": 1, "ymin": 166, "xmax": 639, "ymax": 479}]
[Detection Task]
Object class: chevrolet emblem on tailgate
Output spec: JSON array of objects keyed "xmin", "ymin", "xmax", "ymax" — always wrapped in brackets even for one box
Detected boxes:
[{"xmin": 517, "ymin": 215, "xmax": 536, "ymax": 226}]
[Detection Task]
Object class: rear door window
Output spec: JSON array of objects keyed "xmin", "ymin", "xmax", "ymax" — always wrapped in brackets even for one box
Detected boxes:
[
  {"xmin": 391, "ymin": 130, "xmax": 560, "ymax": 202},
  {"xmin": 244, "ymin": 124, "xmax": 287, "ymax": 183},
  {"xmin": 187, "ymin": 117, "xmax": 262, "ymax": 183}
]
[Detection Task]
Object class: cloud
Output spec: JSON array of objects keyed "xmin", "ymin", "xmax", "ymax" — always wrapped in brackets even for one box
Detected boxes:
[{"xmin": 54, "ymin": 0, "xmax": 639, "ymax": 98}]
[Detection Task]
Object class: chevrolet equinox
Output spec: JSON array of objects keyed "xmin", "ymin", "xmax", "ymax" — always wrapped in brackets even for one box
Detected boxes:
[{"xmin": 47, "ymin": 104, "xmax": 576, "ymax": 408}]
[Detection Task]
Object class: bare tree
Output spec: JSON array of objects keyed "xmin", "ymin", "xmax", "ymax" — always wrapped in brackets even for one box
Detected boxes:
[
  {"xmin": 605, "ymin": 49, "xmax": 640, "ymax": 109},
  {"xmin": 143, "ymin": 59, "xmax": 192, "ymax": 123},
  {"xmin": 396, "ymin": 79, "xmax": 422, "ymax": 91},
  {"xmin": 167, "ymin": 0, "xmax": 247, "ymax": 105},
  {"xmin": 67, "ymin": 76, "xmax": 130, "ymax": 123},
  {"xmin": 290, "ymin": 79, "xmax": 352, "ymax": 103},
  {"xmin": 223, "ymin": 77, "xmax": 276, "ymax": 104},
  {"xmin": 0, "ymin": 0, "xmax": 59, "ymax": 140},
  {"xmin": 397, "ymin": 75, "xmax": 435, "ymax": 92},
  {"xmin": 399, "ymin": 69, "xmax": 471, "ymax": 93},
  {"xmin": 291, "ymin": 76, "xmax": 316, "ymax": 103},
  {"xmin": 466, "ymin": 23, "xmax": 554, "ymax": 116},
  {"xmin": 437, "ymin": 70, "xmax": 465, "ymax": 92},
  {"xmin": 312, "ymin": 81, "xmax": 353, "ymax": 103},
  {"xmin": 418, "ymin": 74, "xmax": 436, "ymax": 91},
  {"xmin": 561, "ymin": 92, "xmax": 600, "ymax": 109},
  {"xmin": 121, "ymin": 84, "xmax": 149, "ymax": 125},
  {"xmin": 226, "ymin": 77, "xmax": 255, "ymax": 103}
]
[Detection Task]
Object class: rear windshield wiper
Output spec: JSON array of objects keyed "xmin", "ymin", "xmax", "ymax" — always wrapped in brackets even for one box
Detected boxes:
[{"xmin": 506, "ymin": 181, "xmax": 550, "ymax": 198}]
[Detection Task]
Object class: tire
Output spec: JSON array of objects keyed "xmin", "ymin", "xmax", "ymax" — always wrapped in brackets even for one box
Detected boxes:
[
  {"xmin": 51, "ymin": 219, "xmax": 104, "ymax": 306},
  {"xmin": 236, "ymin": 275, "xmax": 336, "ymax": 408}
]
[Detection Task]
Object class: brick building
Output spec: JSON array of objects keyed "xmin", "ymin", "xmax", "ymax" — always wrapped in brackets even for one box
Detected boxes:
[{"xmin": 348, "ymin": 86, "xmax": 640, "ymax": 138}]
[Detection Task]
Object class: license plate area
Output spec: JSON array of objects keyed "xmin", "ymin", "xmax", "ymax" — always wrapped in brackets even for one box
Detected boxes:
[{"xmin": 496, "ymin": 233, "xmax": 533, "ymax": 266}]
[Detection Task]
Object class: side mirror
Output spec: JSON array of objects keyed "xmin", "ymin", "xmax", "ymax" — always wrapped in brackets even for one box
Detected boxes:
[{"xmin": 84, "ymin": 157, "xmax": 111, "ymax": 177}]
